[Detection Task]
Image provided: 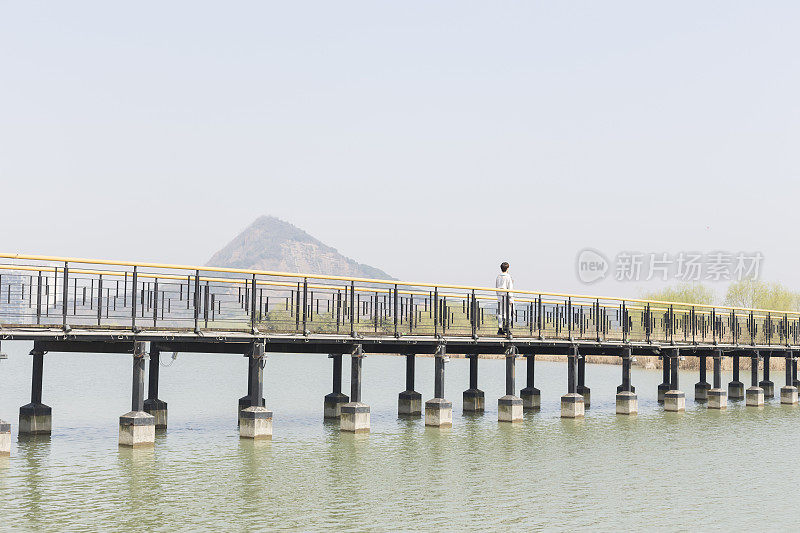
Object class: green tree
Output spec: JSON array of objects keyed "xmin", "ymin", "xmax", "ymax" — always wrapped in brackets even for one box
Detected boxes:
[
  {"xmin": 724, "ymin": 278, "xmax": 799, "ymax": 311},
  {"xmin": 641, "ymin": 283, "xmax": 716, "ymax": 305}
]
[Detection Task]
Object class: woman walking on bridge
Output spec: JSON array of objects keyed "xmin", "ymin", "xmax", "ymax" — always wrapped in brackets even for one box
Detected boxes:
[{"xmin": 496, "ymin": 262, "xmax": 514, "ymax": 335}]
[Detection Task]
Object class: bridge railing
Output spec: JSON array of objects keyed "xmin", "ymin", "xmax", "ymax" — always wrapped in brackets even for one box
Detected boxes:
[{"xmin": 0, "ymin": 253, "xmax": 797, "ymax": 346}]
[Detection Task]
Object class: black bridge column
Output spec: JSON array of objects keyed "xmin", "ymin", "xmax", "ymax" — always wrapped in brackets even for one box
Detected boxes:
[
  {"xmin": 760, "ymin": 353, "xmax": 774, "ymax": 398},
  {"xmin": 694, "ymin": 355, "xmax": 710, "ymax": 401},
  {"xmin": 0, "ymin": 343, "xmax": 7, "ymax": 455},
  {"xmin": 780, "ymin": 351, "xmax": 798, "ymax": 405},
  {"xmin": 576, "ymin": 355, "xmax": 591, "ymax": 408},
  {"xmin": 398, "ymin": 353, "xmax": 421, "ymax": 416},
  {"xmin": 425, "ymin": 344, "xmax": 452, "ymax": 427},
  {"xmin": 143, "ymin": 346, "xmax": 168, "ymax": 430},
  {"xmin": 615, "ymin": 347, "xmax": 637, "ymax": 415},
  {"xmin": 520, "ymin": 353, "xmax": 540, "ymax": 410},
  {"xmin": 561, "ymin": 345, "xmax": 584, "ymax": 418},
  {"xmin": 658, "ymin": 353, "xmax": 671, "ymax": 403},
  {"xmin": 498, "ymin": 346, "xmax": 522, "ymax": 423},
  {"xmin": 119, "ymin": 341, "xmax": 155, "ymax": 447},
  {"xmin": 239, "ymin": 342, "xmax": 272, "ymax": 439},
  {"xmin": 341, "ymin": 345, "xmax": 370, "ymax": 432},
  {"xmin": 325, "ymin": 354, "xmax": 349, "ymax": 419},
  {"xmin": 793, "ymin": 356, "xmax": 799, "ymax": 388},
  {"xmin": 663, "ymin": 349, "xmax": 685, "ymax": 412},
  {"xmin": 19, "ymin": 346, "xmax": 52, "ymax": 436},
  {"xmin": 708, "ymin": 349, "xmax": 727, "ymax": 409},
  {"xmin": 463, "ymin": 353, "xmax": 485, "ymax": 413},
  {"xmin": 746, "ymin": 350, "xmax": 764, "ymax": 406},
  {"xmin": 616, "ymin": 348, "xmax": 636, "ymax": 393},
  {"xmin": 728, "ymin": 353, "xmax": 744, "ymax": 399},
  {"xmin": 239, "ymin": 351, "xmax": 265, "ymax": 425}
]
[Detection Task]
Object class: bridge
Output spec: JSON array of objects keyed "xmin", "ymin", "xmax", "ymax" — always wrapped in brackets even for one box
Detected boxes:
[{"xmin": 0, "ymin": 252, "xmax": 798, "ymax": 453}]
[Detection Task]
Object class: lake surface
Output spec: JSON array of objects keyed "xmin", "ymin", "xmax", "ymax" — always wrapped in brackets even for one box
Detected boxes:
[{"xmin": 0, "ymin": 342, "xmax": 798, "ymax": 531}]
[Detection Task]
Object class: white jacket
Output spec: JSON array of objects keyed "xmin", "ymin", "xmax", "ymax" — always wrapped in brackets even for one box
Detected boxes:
[{"xmin": 496, "ymin": 272, "xmax": 514, "ymax": 303}]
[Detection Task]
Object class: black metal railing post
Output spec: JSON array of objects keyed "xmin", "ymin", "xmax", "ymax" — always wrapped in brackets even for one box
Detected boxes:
[
  {"xmin": 251, "ymin": 275, "xmax": 258, "ymax": 333},
  {"xmin": 349, "ymin": 281, "xmax": 355, "ymax": 337},
  {"xmin": 131, "ymin": 266, "xmax": 138, "ymax": 331},
  {"xmin": 193, "ymin": 270, "xmax": 200, "ymax": 333},
  {"xmin": 393, "ymin": 284, "xmax": 399, "ymax": 337},
  {"xmin": 61, "ymin": 262, "xmax": 69, "ymax": 330}
]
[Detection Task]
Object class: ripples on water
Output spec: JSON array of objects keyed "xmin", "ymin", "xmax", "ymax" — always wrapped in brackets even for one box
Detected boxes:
[{"xmin": 0, "ymin": 345, "xmax": 798, "ymax": 531}]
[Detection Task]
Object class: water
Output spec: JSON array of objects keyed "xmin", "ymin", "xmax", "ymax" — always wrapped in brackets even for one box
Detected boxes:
[{"xmin": 0, "ymin": 342, "xmax": 798, "ymax": 531}]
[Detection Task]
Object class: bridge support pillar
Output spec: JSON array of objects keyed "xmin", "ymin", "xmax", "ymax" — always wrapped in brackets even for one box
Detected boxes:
[
  {"xmin": 746, "ymin": 351, "xmax": 764, "ymax": 407},
  {"xmin": 119, "ymin": 342, "xmax": 155, "ymax": 447},
  {"xmin": 398, "ymin": 353, "xmax": 421, "ymax": 416},
  {"xmin": 325, "ymin": 354, "xmax": 349, "ymax": 418},
  {"xmin": 694, "ymin": 355, "xmax": 710, "ymax": 401},
  {"xmin": 664, "ymin": 350, "xmax": 685, "ymax": 412},
  {"xmin": 498, "ymin": 348, "xmax": 522, "ymax": 423},
  {"xmin": 520, "ymin": 354, "xmax": 540, "ymax": 410},
  {"xmin": 759, "ymin": 353, "xmax": 774, "ymax": 398},
  {"xmin": 657, "ymin": 354, "xmax": 671, "ymax": 403},
  {"xmin": 425, "ymin": 345, "xmax": 452, "ymax": 428},
  {"xmin": 341, "ymin": 345, "xmax": 370, "ymax": 432},
  {"xmin": 239, "ymin": 353, "xmax": 265, "ymax": 425},
  {"xmin": 576, "ymin": 356, "xmax": 590, "ymax": 408},
  {"xmin": 708, "ymin": 350, "xmax": 727, "ymax": 409},
  {"xmin": 728, "ymin": 353, "xmax": 744, "ymax": 400},
  {"xmin": 143, "ymin": 347, "xmax": 167, "ymax": 430},
  {"xmin": 240, "ymin": 342, "xmax": 272, "ymax": 439},
  {"xmin": 0, "ymin": 419, "xmax": 9, "ymax": 456},
  {"xmin": 780, "ymin": 351, "xmax": 798, "ymax": 405},
  {"xmin": 616, "ymin": 348, "xmax": 637, "ymax": 415},
  {"xmin": 19, "ymin": 348, "xmax": 52, "ymax": 435},
  {"xmin": 561, "ymin": 346, "xmax": 584, "ymax": 418},
  {"xmin": 793, "ymin": 357, "xmax": 799, "ymax": 388},
  {"xmin": 462, "ymin": 354, "xmax": 484, "ymax": 413}
]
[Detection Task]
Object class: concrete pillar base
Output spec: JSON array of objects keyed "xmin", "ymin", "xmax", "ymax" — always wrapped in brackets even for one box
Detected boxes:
[
  {"xmin": 341, "ymin": 402, "xmax": 370, "ymax": 433},
  {"xmin": 0, "ymin": 420, "xmax": 10, "ymax": 456},
  {"xmin": 239, "ymin": 406, "xmax": 273, "ymax": 439},
  {"xmin": 238, "ymin": 396, "xmax": 265, "ymax": 426},
  {"xmin": 746, "ymin": 386, "xmax": 764, "ymax": 407},
  {"xmin": 727, "ymin": 381, "xmax": 745, "ymax": 400},
  {"xmin": 398, "ymin": 390, "xmax": 421, "ymax": 416},
  {"xmin": 780, "ymin": 386, "xmax": 798, "ymax": 405},
  {"xmin": 694, "ymin": 382, "xmax": 711, "ymax": 401},
  {"xmin": 616, "ymin": 392, "xmax": 638, "ymax": 415},
  {"xmin": 577, "ymin": 386, "xmax": 591, "ymax": 408},
  {"xmin": 664, "ymin": 390, "xmax": 686, "ymax": 412},
  {"xmin": 425, "ymin": 398, "xmax": 453, "ymax": 428},
  {"xmin": 520, "ymin": 387, "xmax": 541, "ymax": 410},
  {"xmin": 462, "ymin": 389, "xmax": 485, "ymax": 413},
  {"xmin": 657, "ymin": 384, "xmax": 670, "ymax": 403},
  {"xmin": 324, "ymin": 392, "xmax": 349, "ymax": 419},
  {"xmin": 143, "ymin": 398, "xmax": 168, "ymax": 429},
  {"xmin": 498, "ymin": 395, "xmax": 523, "ymax": 423},
  {"xmin": 759, "ymin": 381, "xmax": 774, "ymax": 398},
  {"xmin": 708, "ymin": 388, "xmax": 727, "ymax": 409},
  {"xmin": 560, "ymin": 393, "xmax": 585, "ymax": 418},
  {"xmin": 119, "ymin": 411, "xmax": 156, "ymax": 447},
  {"xmin": 616, "ymin": 384, "xmax": 636, "ymax": 393},
  {"xmin": 19, "ymin": 403, "xmax": 52, "ymax": 435}
]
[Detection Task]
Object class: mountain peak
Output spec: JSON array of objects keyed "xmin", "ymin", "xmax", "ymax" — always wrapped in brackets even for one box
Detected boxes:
[{"xmin": 207, "ymin": 216, "xmax": 394, "ymax": 280}]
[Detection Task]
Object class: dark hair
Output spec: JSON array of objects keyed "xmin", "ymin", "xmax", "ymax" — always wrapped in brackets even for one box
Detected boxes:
[{"xmin": 500, "ymin": 262, "xmax": 509, "ymax": 272}]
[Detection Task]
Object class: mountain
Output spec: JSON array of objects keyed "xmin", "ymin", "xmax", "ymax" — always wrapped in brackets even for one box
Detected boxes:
[{"xmin": 206, "ymin": 216, "xmax": 394, "ymax": 279}]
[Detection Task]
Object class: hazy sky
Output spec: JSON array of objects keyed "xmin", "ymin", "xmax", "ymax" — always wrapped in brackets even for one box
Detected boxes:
[{"xmin": 1, "ymin": 2, "xmax": 798, "ymax": 298}]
